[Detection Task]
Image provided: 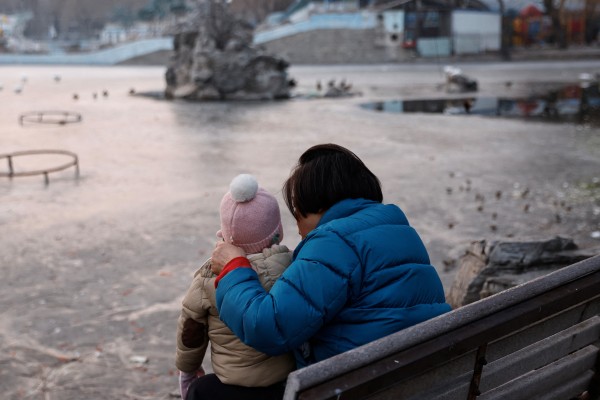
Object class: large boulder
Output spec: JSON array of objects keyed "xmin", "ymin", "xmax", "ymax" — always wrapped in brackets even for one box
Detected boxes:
[
  {"xmin": 165, "ymin": 0, "xmax": 292, "ymax": 101},
  {"xmin": 447, "ymin": 236, "xmax": 598, "ymax": 308}
]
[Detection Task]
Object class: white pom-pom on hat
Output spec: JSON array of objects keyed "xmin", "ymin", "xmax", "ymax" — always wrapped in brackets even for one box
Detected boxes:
[{"xmin": 229, "ymin": 174, "xmax": 259, "ymax": 203}]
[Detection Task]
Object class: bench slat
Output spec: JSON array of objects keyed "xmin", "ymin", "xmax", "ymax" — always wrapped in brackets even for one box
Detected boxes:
[
  {"xmin": 485, "ymin": 298, "xmax": 600, "ymax": 363},
  {"xmin": 481, "ymin": 315, "xmax": 600, "ymax": 390},
  {"xmin": 532, "ymin": 369, "xmax": 595, "ymax": 400},
  {"xmin": 479, "ymin": 344, "xmax": 599, "ymax": 400},
  {"xmin": 366, "ymin": 351, "xmax": 476, "ymax": 400}
]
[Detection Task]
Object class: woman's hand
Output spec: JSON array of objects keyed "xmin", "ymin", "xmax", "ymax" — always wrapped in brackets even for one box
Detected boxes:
[{"xmin": 211, "ymin": 242, "xmax": 246, "ymax": 274}]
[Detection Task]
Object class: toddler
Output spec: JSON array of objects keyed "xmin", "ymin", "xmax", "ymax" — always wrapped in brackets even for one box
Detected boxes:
[{"xmin": 175, "ymin": 174, "xmax": 295, "ymax": 399}]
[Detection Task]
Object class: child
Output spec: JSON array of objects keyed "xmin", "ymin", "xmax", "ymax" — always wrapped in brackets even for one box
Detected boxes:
[{"xmin": 175, "ymin": 174, "xmax": 295, "ymax": 399}]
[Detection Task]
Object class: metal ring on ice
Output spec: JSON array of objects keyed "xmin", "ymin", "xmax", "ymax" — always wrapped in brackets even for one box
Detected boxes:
[{"xmin": 0, "ymin": 149, "xmax": 80, "ymax": 185}]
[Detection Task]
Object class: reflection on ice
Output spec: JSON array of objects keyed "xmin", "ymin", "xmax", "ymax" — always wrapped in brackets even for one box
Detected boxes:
[{"xmin": 361, "ymin": 82, "xmax": 600, "ymax": 125}]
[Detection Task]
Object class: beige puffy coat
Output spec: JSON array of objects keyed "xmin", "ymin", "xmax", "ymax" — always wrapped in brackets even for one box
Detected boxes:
[{"xmin": 175, "ymin": 244, "xmax": 295, "ymax": 387}]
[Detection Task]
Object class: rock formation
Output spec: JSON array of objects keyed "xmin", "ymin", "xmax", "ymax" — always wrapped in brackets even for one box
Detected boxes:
[
  {"xmin": 447, "ymin": 236, "xmax": 599, "ymax": 309},
  {"xmin": 165, "ymin": 0, "xmax": 293, "ymax": 101}
]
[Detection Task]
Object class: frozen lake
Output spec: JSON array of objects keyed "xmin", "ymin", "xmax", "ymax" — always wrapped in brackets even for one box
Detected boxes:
[{"xmin": 1, "ymin": 62, "xmax": 599, "ymax": 399}]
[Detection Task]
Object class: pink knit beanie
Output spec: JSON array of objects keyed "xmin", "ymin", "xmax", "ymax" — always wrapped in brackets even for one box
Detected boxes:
[{"xmin": 217, "ymin": 174, "xmax": 284, "ymax": 254}]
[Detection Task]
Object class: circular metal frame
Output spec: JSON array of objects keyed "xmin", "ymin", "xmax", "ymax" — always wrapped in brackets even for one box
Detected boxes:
[
  {"xmin": 0, "ymin": 150, "xmax": 80, "ymax": 184},
  {"xmin": 19, "ymin": 111, "xmax": 82, "ymax": 126}
]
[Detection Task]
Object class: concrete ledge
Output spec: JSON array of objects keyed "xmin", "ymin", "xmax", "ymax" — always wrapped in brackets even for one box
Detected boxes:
[{"xmin": 0, "ymin": 38, "xmax": 173, "ymax": 65}]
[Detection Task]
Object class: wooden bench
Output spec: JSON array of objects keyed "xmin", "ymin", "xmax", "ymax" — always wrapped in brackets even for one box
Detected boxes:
[{"xmin": 283, "ymin": 254, "xmax": 600, "ymax": 400}]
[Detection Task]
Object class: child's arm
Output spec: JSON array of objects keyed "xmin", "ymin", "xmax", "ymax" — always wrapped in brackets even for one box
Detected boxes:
[{"xmin": 175, "ymin": 273, "xmax": 210, "ymax": 374}]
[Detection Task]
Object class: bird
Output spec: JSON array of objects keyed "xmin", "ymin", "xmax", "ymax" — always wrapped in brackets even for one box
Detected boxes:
[
  {"xmin": 102, "ymin": 90, "xmax": 109, "ymax": 97},
  {"xmin": 14, "ymin": 84, "xmax": 23, "ymax": 94},
  {"xmin": 463, "ymin": 99, "xmax": 472, "ymax": 113},
  {"xmin": 495, "ymin": 190, "xmax": 502, "ymax": 200},
  {"xmin": 129, "ymin": 88, "xmax": 136, "ymax": 95},
  {"xmin": 73, "ymin": 93, "xmax": 79, "ymax": 100},
  {"xmin": 92, "ymin": 92, "xmax": 98, "ymax": 100},
  {"xmin": 316, "ymin": 80, "xmax": 322, "ymax": 91},
  {"xmin": 54, "ymin": 74, "xmax": 61, "ymax": 83},
  {"xmin": 339, "ymin": 78, "xmax": 352, "ymax": 92},
  {"xmin": 523, "ymin": 204, "xmax": 530, "ymax": 213}
]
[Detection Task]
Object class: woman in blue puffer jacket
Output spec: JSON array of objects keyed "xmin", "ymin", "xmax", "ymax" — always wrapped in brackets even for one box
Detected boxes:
[{"xmin": 187, "ymin": 143, "xmax": 451, "ymax": 400}]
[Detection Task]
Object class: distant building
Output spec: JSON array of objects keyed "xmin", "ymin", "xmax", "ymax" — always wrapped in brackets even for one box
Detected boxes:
[
  {"xmin": 0, "ymin": 13, "xmax": 29, "ymax": 39},
  {"xmin": 99, "ymin": 22, "xmax": 166, "ymax": 46},
  {"xmin": 0, "ymin": 12, "xmax": 44, "ymax": 53},
  {"xmin": 257, "ymin": 0, "xmax": 500, "ymax": 62},
  {"xmin": 375, "ymin": 0, "xmax": 499, "ymax": 56}
]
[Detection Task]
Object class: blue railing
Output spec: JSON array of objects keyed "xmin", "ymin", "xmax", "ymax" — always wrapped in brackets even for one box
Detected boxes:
[
  {"xmin": 0, "ymin": 37, "xmax": 173, "ymax": 65},
  {"xmin": 254, "ymin": 12, "xmax": 377, "ymax": 44}
]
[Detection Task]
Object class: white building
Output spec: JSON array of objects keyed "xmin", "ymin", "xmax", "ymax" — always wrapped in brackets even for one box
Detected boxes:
[
  {"xmin": 99, "ymin": 22, "xmax": 165, "ymax": 46},
  {"xmin": 0, "ymin": 13, "xmax": 29, "ymax": 39}
]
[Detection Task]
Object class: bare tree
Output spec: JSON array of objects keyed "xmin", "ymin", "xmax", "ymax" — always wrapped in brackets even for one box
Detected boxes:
[
  {"xmin": 543, "ymin": 0, "xmax": 568, "ymax": 48},
  {"xmin": 497, "ymin": 0, "xmax": 510, "ymax": 60},
  {"xmin": 3, "ymin": 0, "xmax": 148, "ymax": 39},
  {"xmin": 583, "ymin": 0, "xmax": 600, "ymax": 43}
]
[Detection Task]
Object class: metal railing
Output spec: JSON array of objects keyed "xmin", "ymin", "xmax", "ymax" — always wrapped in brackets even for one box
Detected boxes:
[
  {"xmin": 19, "ymin": 111, "xmax": 82, "ymax": 126},
  {"xmin": 0, "ymin": 150, "xmax": 80, "ymax": 185}
]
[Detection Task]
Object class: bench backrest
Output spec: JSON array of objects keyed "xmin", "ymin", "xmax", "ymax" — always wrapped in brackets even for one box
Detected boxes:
[{"xmin": 284, "ymin": 254, "xmax": 600, "ymax": 400}]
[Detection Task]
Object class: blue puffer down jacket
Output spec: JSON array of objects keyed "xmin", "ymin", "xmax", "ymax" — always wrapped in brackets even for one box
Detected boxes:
[{"xmin": 216, "ymin": 198, "xmax": 452, "ymax": 368}]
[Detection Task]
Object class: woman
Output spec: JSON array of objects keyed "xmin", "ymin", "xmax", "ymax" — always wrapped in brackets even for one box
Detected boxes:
[{"xmin": 187, "ymin": 143, "xmax": 451, "ymax": 399}]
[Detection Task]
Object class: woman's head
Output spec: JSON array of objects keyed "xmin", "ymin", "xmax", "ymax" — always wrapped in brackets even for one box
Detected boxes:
[{"xmin": 283, "ymin": 143, "xmax": 383, "ymax": 219}]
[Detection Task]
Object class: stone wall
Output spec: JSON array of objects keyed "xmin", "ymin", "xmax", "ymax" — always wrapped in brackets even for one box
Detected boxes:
[{"xmin": 260, "ymin": 28, "xmax": 412, "ymax": 64}]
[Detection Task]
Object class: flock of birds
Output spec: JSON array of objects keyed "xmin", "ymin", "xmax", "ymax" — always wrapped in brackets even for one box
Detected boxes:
[
  {"xmin": 444, "ymin": 171, "xmax": 575, "ymax": 238},
  {"xmin": 72, "ymin": 90, "xmax": 110, "ymax": 101},
  {"xmin": 315, "ymin": 78, "xmax": 355, "ymax": 97},
  {"xmin": 0, "ymin": 73, "xmax": 137, "ymax": 100},
  {"xmin": 0, "ymin": 73, "xmax": 32, "ymax": 94}
]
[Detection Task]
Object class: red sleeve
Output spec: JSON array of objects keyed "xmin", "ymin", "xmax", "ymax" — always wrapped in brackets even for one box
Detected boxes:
[{"xmin": 214, "ymin": 257, "xmax": 251, "ymax": 288}]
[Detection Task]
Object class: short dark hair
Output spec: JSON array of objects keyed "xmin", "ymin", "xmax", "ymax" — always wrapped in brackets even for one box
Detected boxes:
[{"xmin": 283, "ymin": 143, "xmax": 383, "ymax": 218}]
